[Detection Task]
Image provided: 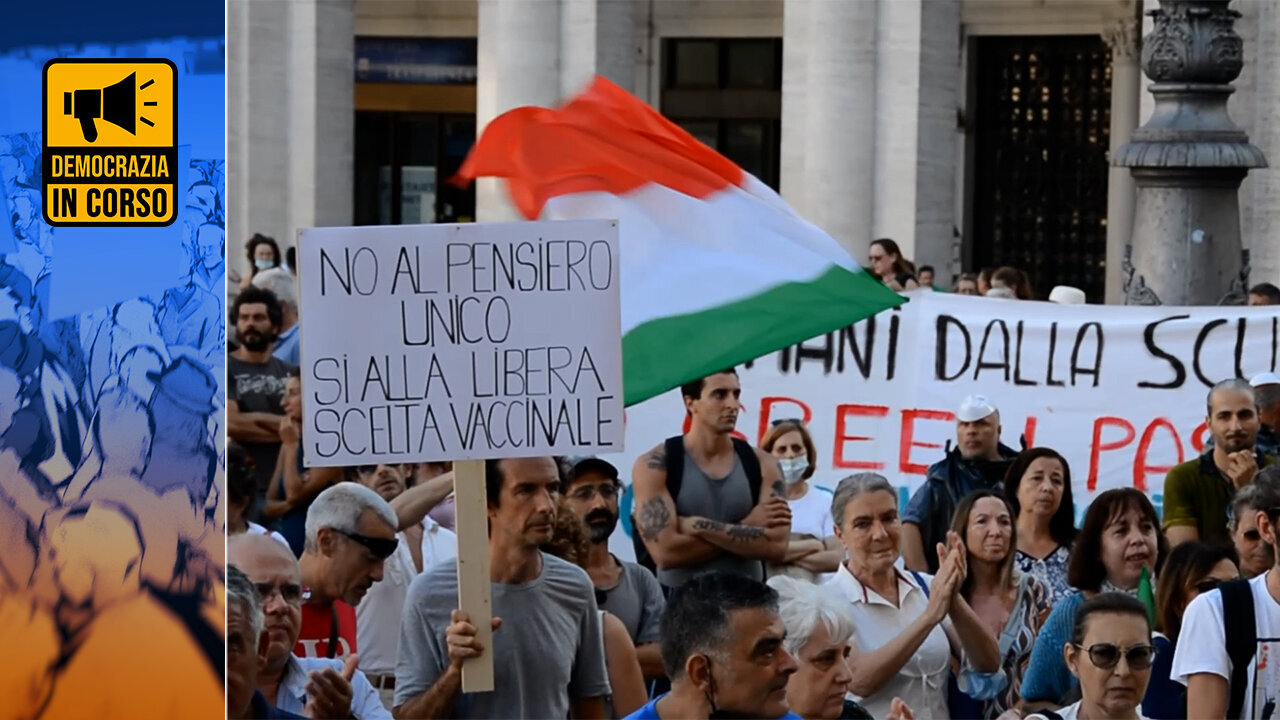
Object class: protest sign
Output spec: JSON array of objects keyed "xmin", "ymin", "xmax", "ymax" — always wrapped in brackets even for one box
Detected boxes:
[
  {"xmin": 297, "ymin": 220, "xmax": 624, "ymax": 466},
  {"xmin": 607, "ymin": 291, "xmax": 1279, "ymax": 530},
  {"xmin": 298, "ymin": 219, "xmax": 623, "ymax": 692}
]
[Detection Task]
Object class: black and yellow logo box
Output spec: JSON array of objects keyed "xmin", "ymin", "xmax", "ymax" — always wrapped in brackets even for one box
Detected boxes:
[{"xmin": 42, "ymin": 58, "xmax": 178, "ymax": 227}]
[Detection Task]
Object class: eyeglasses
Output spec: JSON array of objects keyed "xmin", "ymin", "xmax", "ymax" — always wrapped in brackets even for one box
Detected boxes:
[
  {"xmin": 1077, "ymin": 642, "xmax": 1157, "ymax": 671},
  {"xmin": 334, "ymin": 529, "xmax": 398, "ymax": 559},
  {"xmin": 569, "ymin": 484, "xmax": 619, "ymax": 502},
  {"xmin": 254, "ymin": 581, "xmax": 304, "ymax": 606}
]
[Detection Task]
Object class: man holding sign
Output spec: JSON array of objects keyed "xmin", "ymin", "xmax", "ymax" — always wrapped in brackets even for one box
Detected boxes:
[{"xmin": 393, "ymin": 456, "xmax": 610, "ymax": 719}]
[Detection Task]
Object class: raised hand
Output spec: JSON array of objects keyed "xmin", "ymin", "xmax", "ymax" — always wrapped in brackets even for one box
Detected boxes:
[{"xmin": 303, "ymin": 652, "xmax": 358, "ymax": 719}]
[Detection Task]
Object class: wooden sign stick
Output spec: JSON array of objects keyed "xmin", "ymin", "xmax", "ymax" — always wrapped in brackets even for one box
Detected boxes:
[{"xmin": 453, "ymin": 459, "xmax": 495, "ymax": 693}]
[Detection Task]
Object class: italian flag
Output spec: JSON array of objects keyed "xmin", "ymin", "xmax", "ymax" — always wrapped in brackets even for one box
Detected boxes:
[{"xmin": 456, "ymin": 76, "xmax": 905, "ymax": 406}]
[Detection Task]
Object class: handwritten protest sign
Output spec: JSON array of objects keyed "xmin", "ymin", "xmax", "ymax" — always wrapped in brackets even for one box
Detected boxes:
[
  {"xmin": 608, "ymin": 291, "xmax": 1279, "ymax": 530},
  {"xmin": 297, "ymin": 220, "xmax": 624, "ymax": 466},
  {"xmin": 298, "ymin": 219, "xmax": 622, "ymax": 692}
]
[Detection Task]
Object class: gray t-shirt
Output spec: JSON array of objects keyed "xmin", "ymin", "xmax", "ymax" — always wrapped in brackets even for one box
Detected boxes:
[
  {"xmin": 227, "ymin": 353, "xmax": 294, "ymax": 490},
  {"xmin": 657, "ymin": 452, "xmax": 764, "ymax": 588},
  {"xmin": 598, "ymin": 557, "xmax": 665, "ymax": 645},
  {"xmin": 394, "ymin": 552, "xmax": 611, "ymax": 718}
]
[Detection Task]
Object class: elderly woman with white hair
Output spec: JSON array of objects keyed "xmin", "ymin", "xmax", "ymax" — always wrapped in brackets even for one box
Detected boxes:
[{"xmin": 769, "ymin": 575, "xmax": 914, "ymax": 720}]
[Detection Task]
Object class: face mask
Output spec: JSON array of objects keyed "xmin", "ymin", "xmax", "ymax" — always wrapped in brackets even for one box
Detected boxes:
[
  {"xmin": 778, "ymin": 457, "xmax": 809, "ymax": 484},
  {"xmin": 254, "ymin": 259, "xmax": 275, "ymax": 270}
]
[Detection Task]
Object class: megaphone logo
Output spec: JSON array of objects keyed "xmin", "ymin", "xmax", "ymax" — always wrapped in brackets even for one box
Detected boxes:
[{"xmin": 63, "ymin": 72, "xmax": 161, "ymax": 143}]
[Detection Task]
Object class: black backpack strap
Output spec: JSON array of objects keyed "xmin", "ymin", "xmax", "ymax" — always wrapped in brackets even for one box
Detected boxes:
[
  {"xmin": 731, "ymin": 437, "xmax": 765, "ymax": 503},
  {"xmin": 664, "ymin": 435, "xmax": 686, "ymax": 501},
  {"xmin": 1221, "ymin": 578, "xmax": 1256, "ymax": 719}
]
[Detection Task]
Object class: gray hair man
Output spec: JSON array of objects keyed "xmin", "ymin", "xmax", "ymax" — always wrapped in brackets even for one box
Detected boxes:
[
  {"xmin": 298, "ymin": 482, "xmax": 399, "ymax": 660},
  {"xmin": 252, "ymin": 267, "xmax": 300, "ymax": 365},
  {"xmin": 228, "ymin": 564, "xmax": 307, "ymax": 719},
  {"xmin": 1252, "ymin": 372, "xmax": 1280, "ymax": 456},
  {"xmin": 1230, "ymin": 485, "xmax": 1275, "ymax": 579}
]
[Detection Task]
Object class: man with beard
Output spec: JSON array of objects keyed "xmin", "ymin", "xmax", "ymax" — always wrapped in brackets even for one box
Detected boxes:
[
  {"xmin": 230, "ymin": 533, "xmax": 391, "ymax": 719},
  {"xmin": 297, "ymin": 483, "xmax": 399, "ymax": 661},
  {"xmin": 563, "ymin": 457, "xmax": 666, "ymax": 679},
  {"xmin": 228, "ymin": 285, "xmax": 296, "ymax": 492},
  {"xmin": 621, "ymin": 572, "xmax": 800, "ymax": 720},
  {"xmin": 1165, "ymin": 378, "xmax": 1276, "ymax": 547},
  {"xmin": 394, "ymin": 456, "xmax": 610, "ymax": 719},
  {"xmin": 350, "ymin": 464, "xmax": 457, "ymax": 708}
]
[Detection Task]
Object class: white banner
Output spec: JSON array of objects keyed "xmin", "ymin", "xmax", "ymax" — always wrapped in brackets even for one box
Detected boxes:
[
  {"xmin": 606, "ymin": 291, "xmax": 1279, "ymax": 530},
  {"xmin": 297, "ymin": 220, "xmax": 624, "ymax": 465}
]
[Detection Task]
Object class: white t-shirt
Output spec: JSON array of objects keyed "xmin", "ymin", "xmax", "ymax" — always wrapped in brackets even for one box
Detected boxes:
[
  {"xmin": 827, "ymin": 564, "xmax": 952, "ymax": 720},
  {"xmin": 787, "ymin": 483, "xmax": 836, "ymax": 540},
  {"xmin": 1030, "ymin": 701, "xmax": 1147, "ymax": 720},
  {"xmin": 356, "ymin": 518, "xmax": 458, "ymax": 675},
  {"xmin": 1172, "ymin": 571, "xmax": 1280, "ymax": 719}
]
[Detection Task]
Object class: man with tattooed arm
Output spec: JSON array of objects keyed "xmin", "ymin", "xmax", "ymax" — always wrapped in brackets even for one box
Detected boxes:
[{"xmin": 631, "ymin": 369, "xmax": 790, "ymax": 593}]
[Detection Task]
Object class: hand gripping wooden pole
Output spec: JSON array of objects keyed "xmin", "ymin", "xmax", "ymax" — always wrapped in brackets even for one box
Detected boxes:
[{"xmin": 452, "ymin": 459, "xmax": 494, "ymax": 692}]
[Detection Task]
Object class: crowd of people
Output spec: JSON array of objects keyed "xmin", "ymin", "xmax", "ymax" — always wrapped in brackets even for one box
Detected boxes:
[
  {"xmin": 865, "ymin": 236, "xmax": 1280, "ymax": 308},
  {"xmin": 226, "ymin": 232, "xmax": 1280, "ymax": 720}
]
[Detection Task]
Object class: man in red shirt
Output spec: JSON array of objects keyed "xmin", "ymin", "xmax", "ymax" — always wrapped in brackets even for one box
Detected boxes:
[{"xmin": 296, "ymin": 482, "xmax": 398, "ymax": 659}]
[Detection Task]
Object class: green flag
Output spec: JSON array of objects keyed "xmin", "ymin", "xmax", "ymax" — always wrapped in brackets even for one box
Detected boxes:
[{"xmin": 1138, "ymin": 566, "xmax": 1157, "ymax": 626}]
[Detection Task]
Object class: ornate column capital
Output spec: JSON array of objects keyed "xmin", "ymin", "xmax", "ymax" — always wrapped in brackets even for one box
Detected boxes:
[{"xmin": 1102, "ymin": 17, "xmax": 1141, "ymax": 62}]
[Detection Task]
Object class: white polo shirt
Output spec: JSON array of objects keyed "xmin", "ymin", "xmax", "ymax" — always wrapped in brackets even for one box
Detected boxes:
[
  {"xmin": 356, "ymin": 518, "xmax": 458, "ymax": 676},
  {"xmin": 826, "ymin": 563, "xmax": 952, "ymax": 720}
]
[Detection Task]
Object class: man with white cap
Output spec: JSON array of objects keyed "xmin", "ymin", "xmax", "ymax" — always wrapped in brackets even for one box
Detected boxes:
[
  {"xmin": 1164, "ymin": 378, "xmax": 1276, "ymax": 547},
  {"xmin": 902, "ymin": 394, "xmax": 1019, "ymax": 572}
]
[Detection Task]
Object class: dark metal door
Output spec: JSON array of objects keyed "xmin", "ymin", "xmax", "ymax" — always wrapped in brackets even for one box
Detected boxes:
[{"xmin": 972, "ymin": 36, "xmax": 1112, "ymax": 301}]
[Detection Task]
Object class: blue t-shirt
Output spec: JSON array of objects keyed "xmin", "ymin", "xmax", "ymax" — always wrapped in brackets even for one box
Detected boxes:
[{"xmin": 622, "ymin": 694, "xmax": 803, "ymax": 720}]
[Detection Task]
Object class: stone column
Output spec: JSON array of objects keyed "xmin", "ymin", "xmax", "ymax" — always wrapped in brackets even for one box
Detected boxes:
[
  {"xmin": 780, "ymin": 0, "xmax": 878, "ymax": 259},
  {"xmin": 1102, "ymin": 17, "xmax": 1142, "ymax": 304},
  {"xmin": 476, "ymin": 0, "xmax": 635, "ymax": 222},
  {"xmin": 1241, "ymin": 0, "xmax": 1280, "ymax": 285},
  {"xmin": 1115, "ymin": 0, "xmax": 1267, "ymax": 306},
  {"xmin": 227, "ymin": 0, "xmax": 353, "ymax": 273}
]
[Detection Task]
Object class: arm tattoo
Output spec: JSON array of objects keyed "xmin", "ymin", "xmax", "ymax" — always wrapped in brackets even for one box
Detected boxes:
[
  {"xmin": 645, "ymin": 447, "xmax": 667, "ymax": 471},
  {"xmin": 692, "ymin": 518, "xmax": 765, "ymax": 543},
  {"xmin": 638, "ymin": 498, "xmax": 671, "ymax": 542}
]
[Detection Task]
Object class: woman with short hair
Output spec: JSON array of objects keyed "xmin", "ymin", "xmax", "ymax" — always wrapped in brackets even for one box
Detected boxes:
[
  {"xmin": 762, "ymin": 419, "xmax": 843, "ymax": 582},
  {"xmin": 826, "ymin": 473, "xmax": 1000, "ymax": 719}
]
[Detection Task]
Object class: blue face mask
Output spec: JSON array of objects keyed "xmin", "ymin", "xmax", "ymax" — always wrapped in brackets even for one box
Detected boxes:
[
  {"xmin": 254, "ymin": 259, "xmax": 275, "ymax": 270},
  {"xmin": 778, "ymin": 457, "xmax": 809, "ymax": 484}
]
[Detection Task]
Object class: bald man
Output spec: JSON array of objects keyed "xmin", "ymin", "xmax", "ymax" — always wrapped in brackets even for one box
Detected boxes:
[{"xmin": 229, "ymin": 533, "xmax": 390, "ymax": 720}]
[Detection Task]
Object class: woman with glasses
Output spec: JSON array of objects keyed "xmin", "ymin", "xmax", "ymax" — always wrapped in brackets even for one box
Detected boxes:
[
  {"xmin": 949, "ymin": 491, "xmax": 1052, "ymax": 718},
  {"xmin": 1022, "ymin": 593, "xmax": 1158, "ymax": 720},
  {"xmin": 1143, "ymin": 542, "xmax": 1239, "ymax": 719},
  {"xmin": 762, "ymin": 419, "xmax": 844, "ymax": 582},
  {"xmin": 1004, "ymin": 448, "xmax": 1078, "ymax": 606},
  {"xmin": 1020, "ymin": 489, "xmax": 1167, "ymax": 713},
  {"xmin": 868, "ymin": 239, "xmax": 919, "ymax": 292},
  {"xmin": 827, "ymin": 473, "xmax": 1000, "ymax": 719}
]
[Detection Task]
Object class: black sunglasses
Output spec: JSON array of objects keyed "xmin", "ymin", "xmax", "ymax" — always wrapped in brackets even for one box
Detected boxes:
[
  {"xmin": 1077, "ymin": 642, "xmax": 1157, "ymax": 671},
  {"xmin": 335, "ymin": 529, "xmax": 398, "ymax": 559}
]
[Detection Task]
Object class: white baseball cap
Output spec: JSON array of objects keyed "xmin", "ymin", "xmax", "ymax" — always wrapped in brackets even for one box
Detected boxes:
[
  {"xmin": 1252, "ymin": 372, "xmax": 1280, "ymax": 388},
  {"xmin": 1049, "ymin": 285, "xmax": 1087, "ymax": 305},
  {"xmin": 957, "ymin": 394, "xmax": 998, "ymax": 422}
]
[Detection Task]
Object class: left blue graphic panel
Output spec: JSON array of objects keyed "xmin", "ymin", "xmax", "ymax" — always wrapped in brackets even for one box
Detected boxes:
[{"xmin": 0, "ymin": 3, "xmax": 226, "ymax": 718}]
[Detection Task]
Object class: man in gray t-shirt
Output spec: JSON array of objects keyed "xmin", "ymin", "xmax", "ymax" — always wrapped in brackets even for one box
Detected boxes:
[
  {"xmin": 393, "ymin": 457, "xmax": 610, "ymax": 719},
  {"xmin": 563, "ymin": 457, "xmax": 666, "ymax": 679}
]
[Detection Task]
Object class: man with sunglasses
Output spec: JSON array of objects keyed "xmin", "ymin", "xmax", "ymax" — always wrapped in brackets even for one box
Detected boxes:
[
  {"xmin": 1230, "ymin": 486, "xmax": 1275, "ymax": 579},
  {"xmin": 297, "ymin": 483, "xmax": 399, "ymax": 661},
  {"xmin": 230, "ymin": 533, "xmax": 391, "ymax": 719},
  {"xmin": 1175, "ymin": 463, "xmax": 1280, "ymax": 719},
  {"xmin": 349, "ymin": 463, "xmax": 457, "ymax": 708},
  {"xmin": 563, "ymin": 457, "xmax": 666, "ymax": 679}
]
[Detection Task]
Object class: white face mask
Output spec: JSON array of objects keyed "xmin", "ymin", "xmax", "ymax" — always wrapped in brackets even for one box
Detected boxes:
[
  {"xmin": 254, "ymin": 259, "xmax": 275, "ymax": 270},
  {"xmin": 778, "ymin": 457, "xmax": 809, "ymax": 484}
]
